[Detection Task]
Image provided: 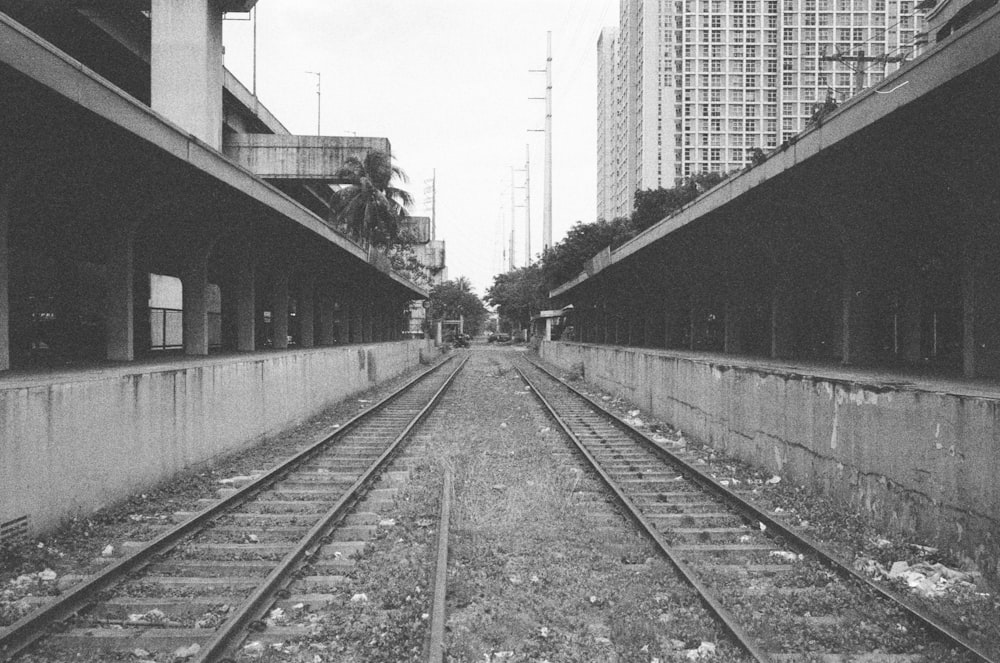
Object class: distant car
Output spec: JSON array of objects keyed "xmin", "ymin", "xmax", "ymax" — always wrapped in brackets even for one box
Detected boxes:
[{"xmin": 488, "ymin": 332, "xmax": 511, "ymax": 343}]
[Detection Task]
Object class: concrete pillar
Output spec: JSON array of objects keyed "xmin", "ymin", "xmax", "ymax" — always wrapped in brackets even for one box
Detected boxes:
[
  {"xmin": 771, "ymin": 282, "xmax": 794, "ymax": 360},
  {"xmin": 724, "ymin": 300, "xmax": 743, "ymax": 354},
  {"xmin": 0, "ymin": 179, "xmax": 10, "ymax": 371},
  {"xmin": 959, "ymin": 225, "xmax": 1000, "ymax": 379},
  {"xmin": 435, "ymin": 320, "xmax": 443, "ymax": 346},
  {"xmin": 150, "ymin": 0, "xmax": 225, "ymax": 149},
  {"xmin": 271, "ymin": 270, "xmax": 289, "ymax": 350},
  {"xmin": 900, "ymin": 262, "xmax": 922, "ymax": 363},
  {"xmin": 182, "ymin": 254, "xmax": 209, "ymax": 356},
  {"xmin": 317, "ymin": 290, "xmax": 336, "ymax": 345},
  {"xmin": 689, "ymin": 291, "xmax": 699, "ymax": 351},
  {"xmin": 234, "ymin": 234, "xmax": 255, "ymax": 352},
  {"xmin": 352, "ymin": 300, "xmax": 364, "ymax": 343},
  {"xmin": 663, "ymin": 300, "xmax": 672, "ymax": 348},
  {"xmin": 362, "ymin": 302, "xmax": 373, "ymax": 343},
  {"xmin": 105, "ymin": 228, "xmax": 135, "ymax": 361},
  {"xmin": 339, "ymin": 300, "xmax": 352, "ymax": 343},
  {"xmin": 297, "ymin": 276, "xmax": 315, "ymax": 348},
  {"xmin": 545, "ymin": 318, "xmax": 552, "ymax": 341},
  {"xmin": 840, "ymin": 255, "xmax": 875, "ymax": 366}
]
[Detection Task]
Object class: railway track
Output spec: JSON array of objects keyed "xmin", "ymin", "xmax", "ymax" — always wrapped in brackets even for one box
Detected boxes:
[
  {"xmin": 517, "ymin": 356, "xmax": 996, "ymax": 663},
  {"xmin": 0, "ymin": 354, "xmax": 467, "ymax": 663}
]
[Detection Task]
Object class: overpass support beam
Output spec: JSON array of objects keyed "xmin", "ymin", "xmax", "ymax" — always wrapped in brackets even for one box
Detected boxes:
[
  {"xmin": 182, "ymin": 253, "xmax": 210, "ymax": 356},
  {"xmin": 297, "ymin": 275, "xmax": 315, "ymax": 348},
  {"xmin": 105, "ymin": 228, "xmax": 135, "ymax": 361},
  {"xmin": 150, "ymin": 0, "xmax": 224, "ymax": 150}
]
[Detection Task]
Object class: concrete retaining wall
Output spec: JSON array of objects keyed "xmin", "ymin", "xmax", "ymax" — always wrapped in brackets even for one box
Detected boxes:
[
  {"xmin": 0, "ymin": 340, "xmax": 434, "ymax": 537},
  {"xmin": 540, "ymin": 341, "xmax": 1000, "ymax": 582}
]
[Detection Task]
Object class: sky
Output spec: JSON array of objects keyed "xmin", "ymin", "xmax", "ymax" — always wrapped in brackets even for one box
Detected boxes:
[{"xmin": 222, "ymin": 0, "xmax": 619, "ymax": 296}]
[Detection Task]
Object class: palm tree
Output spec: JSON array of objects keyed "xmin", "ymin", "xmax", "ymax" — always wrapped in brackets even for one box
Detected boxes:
[{"xmin": 328, "ymin": 150, "xmax": 414, "ymax": 247}]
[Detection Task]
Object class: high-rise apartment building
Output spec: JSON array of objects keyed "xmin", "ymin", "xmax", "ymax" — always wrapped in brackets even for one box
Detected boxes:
[{"xmin": 598, "ymin": 0, "xmax": 922, "ymax": 218}]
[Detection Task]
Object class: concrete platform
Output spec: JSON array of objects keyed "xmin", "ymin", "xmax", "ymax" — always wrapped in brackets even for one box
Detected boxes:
[{"xmin": 0, "ymin": 340, "xmax": 433, "ymax": 539}]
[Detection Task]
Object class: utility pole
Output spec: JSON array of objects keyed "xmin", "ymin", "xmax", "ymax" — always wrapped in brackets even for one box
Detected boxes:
[
  {"xmin": 423, "ymin": 170, "xmax": 437, "ymax": 240},
  {"xmin": 819, "ymin": 49, "xmax": 907, "ymax": 96},
  {"xmin": 305, "ymin": 71, "xmax": 321, "ymax": 135},
  {"xmin": 523, "ymin": 144, "xmax": 531, "ymax": 263},
  {"xmin": 529, "ymin": 31, "xmax": 553, "ymax": 252},
  {"xmin": 509, "ymin": 167, "xmax": 516, "ymax": 270},
  {"xmin": 513, "ymin": 153, "xmax": 529, "ymax": 265}
]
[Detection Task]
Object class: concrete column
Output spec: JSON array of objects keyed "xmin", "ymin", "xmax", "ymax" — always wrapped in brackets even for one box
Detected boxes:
[
  {"xmin": 105, "ymin": 228, "xmax": 135, "ymax": 361},
  {"xmin": 340, "ymin": 300, "xmax": 352, "ymax": 343},
  {"xmin": 545, "ymin": 318, "xmax": 552, "ymax": 341},
  {"xmin": 840, "ymin": 255, "xmax": 875, "ymax": 366},
  {"xmin": 0, "ymin": 176, "xmax": 16, "ymax": 371},
  {"xmin": 234, "ymin": 234, "xmax": 255, "ymax": 352},
  {"xmin": 352, "ymin": 300, "xmax": 364, "ymax": 343},
  {"xmin": 297, "ymin": 276, "xmax": 315, "ymax": 348},
  {"xmin": 689, "ymin": 291, "xmax": 699, "ymax": 351},
  {"xmin": 959, "ymin": 225, "xmax": 1000, "ymax": 378},
  {"xmin": 663, "ymin": 300, "xmax": 672, "ymax": 348},
  {"xmin": 317, "ymin": 290, "xmax": 336, "ymax": 345},
  {"xmin": 900, "ymin": 262, "xmax": 922, "ymax": 363},
  {"xmin": 182, "ymin": 254, "xmax": 209, "ymax": 356},
  {"xmin": 362, "ymin": 302, "xmax": 373, "ymax": 343},
  {"xmin": 724, "ymin": 299, "xmax": 743, "ymax": 354},
  {"xmin": 150, "ymin": 0, "xmax": 225, "ymax": 149},
  {"xmin": 771, "ymin": 282, "xmax": 794, "ymax": 359},
  {"xmin": 271, "ymin": 270, "xmax": 289, "ymax": 350},
  {"xmin": 0, "ymin": 179, "xmax": 10, "ymax": 371},
  {"xmin": 962, "ymin": 245, "xmax": 977, "ymax": 378}
]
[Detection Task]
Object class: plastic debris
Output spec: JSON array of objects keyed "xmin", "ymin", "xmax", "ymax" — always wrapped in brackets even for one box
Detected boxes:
[
  {"xmin": 350, "ymin": 593, "xmax": 368, "ymax": 603},
  {"xmin": 765, "ymin": 475, "xmax": 782, "ymax": 485},
  {"xmin": 173, "ymin": 643, "xmax": 201, "ymax": 659},
  {"xmin": 887, "ymin": 560, "xmax": 976, "ymax": 597},
  {"xmin": 685, "ymin": 641, "xmax": 717, "ymax": 660},
  {"xmin": 628, "ymin": 409, "xmax": 641, "ymax": 417},
  {"xmin": 38, "ymin": 569, "xmax": 57, "ymax": 582},
  {"xmin": 770, "ymin": 550, "xmax": 803, "ymax": 562},
  {"xmin": 101, "ymin": 545, "xmax": 115, "ymax": 557},
  {"xmin": 242, "ymin": 641, "xmax": 265, "ymax": 655}
]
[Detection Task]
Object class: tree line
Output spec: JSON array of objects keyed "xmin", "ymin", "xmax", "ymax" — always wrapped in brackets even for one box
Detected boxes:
[{"xmin": 485, "ymin": 171, "xmax": 731, "ymax": 331}]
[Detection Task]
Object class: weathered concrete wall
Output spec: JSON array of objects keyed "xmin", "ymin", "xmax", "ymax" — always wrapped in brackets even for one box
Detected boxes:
[
  {"xmin": 0, "ymin": 341, "xmax": 434, "ymax": 537},
  {"xmin": 540, "ymin": 341, "xmax": 1000, "ymax": 581}
]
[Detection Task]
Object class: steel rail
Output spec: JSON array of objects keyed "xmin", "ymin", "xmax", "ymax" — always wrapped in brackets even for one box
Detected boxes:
[
  {"xmin": 427, "ymin": 468, "xmax": 453, "ymax": 662},
  {"xmin": 202, "ymin": 354, "xmax": 469, "ymax": 663},
  {"xmin": 0, "ymin": 354, "xmax": 459, "ymax": 663},
  {"xmin": 514, "ymin": 364, "xmax": 772, "ymax": 663},
  {"xmin": 523, "ymin": 356, "xmax": 997, "ymax": 663}
]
